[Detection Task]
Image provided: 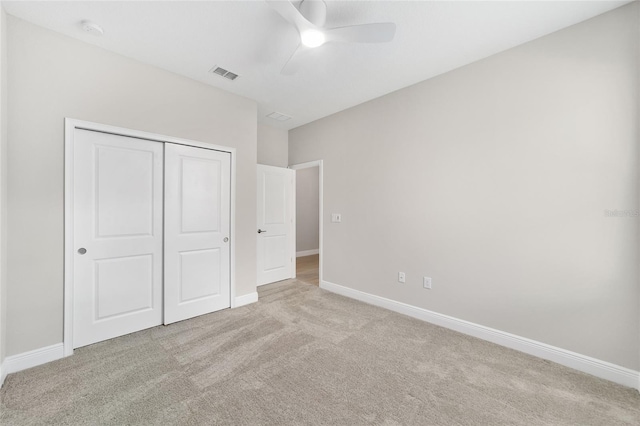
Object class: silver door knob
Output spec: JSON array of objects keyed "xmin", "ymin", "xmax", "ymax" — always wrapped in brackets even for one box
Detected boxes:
[
  {"xmin": 77, "ymin": 248, "xmax": 87, "ymax": 255},
  {"xmin": 223, "ymin": 237, "xmax": 229, "ymax": 242},
  {"xmin": 257, "ymin": 229, "xmax": 267, "ymax": 234}
]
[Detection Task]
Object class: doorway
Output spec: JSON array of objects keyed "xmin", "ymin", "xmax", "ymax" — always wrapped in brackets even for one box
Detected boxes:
[{"xmin": 290, "ymin": 160, "xmax": 323, "ymax": 286}]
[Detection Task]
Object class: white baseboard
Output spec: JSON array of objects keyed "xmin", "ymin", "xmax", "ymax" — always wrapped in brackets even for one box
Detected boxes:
[
  {"xmin": 3, "ymin": 343, "xmax": 65, "ymax": 378},
  {"xmin": 0, "ymin": 361, "xmax": 5, "ymax": 388},
  {"xmin": 234, "ymin": 292, "xmax": 258, "ymax": 308},
  {"xmin": 320, "ymin": 280, "xmax": 640, "ymax": 391},
  {"xmin": 296, "ymin": 249, "xmax": 319, "ymax": 258}
]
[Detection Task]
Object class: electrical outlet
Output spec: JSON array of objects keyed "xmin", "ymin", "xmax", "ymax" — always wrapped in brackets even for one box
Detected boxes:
[
  {"xmin": 398, "ymin": 272, "xmax": 406, "ymax": 283},
  {"xmin": 331, "ymin": 213, "xmax": 342, "ymax": 223},
  {"xmin": 423, "ymin": 276, "xmax": 432, "ymax": 289}
]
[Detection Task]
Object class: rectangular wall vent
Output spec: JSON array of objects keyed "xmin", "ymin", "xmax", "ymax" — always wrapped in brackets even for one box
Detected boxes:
[
  {"xmin": 266, "ymin": 111, "xmax": 292, "ymax": 122},
  {"xmin": 209, "ymin": 66, "xmax": 239, "ymax": 81}
]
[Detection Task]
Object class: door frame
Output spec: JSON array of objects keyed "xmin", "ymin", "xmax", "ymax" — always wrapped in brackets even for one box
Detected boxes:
[
  {"xmin": 64, "ymin": 118, "xmax": 237, "ymax": 357},
  {"xmin": 289, "ymin": 160, "xmax": 323, "ymax": 285}
]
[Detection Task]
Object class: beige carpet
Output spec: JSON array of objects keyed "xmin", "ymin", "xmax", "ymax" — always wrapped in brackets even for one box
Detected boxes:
[{"xmin": 1, "ymin": 279, "xmax": 639, "ymax": 425}]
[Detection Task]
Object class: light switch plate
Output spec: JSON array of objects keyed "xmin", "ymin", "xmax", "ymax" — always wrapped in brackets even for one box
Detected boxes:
[{"xmin": 331, "ymin": 213, "xmax": 342, "ymax": 223}]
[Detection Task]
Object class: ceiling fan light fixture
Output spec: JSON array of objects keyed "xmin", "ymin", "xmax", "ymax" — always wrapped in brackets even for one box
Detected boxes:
[{"xmin": 301, "ymin": 29, "xmax": 325, "ymax": 48}]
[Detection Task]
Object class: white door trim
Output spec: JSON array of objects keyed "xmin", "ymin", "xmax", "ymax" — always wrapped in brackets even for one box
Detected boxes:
[
  {"xmin": 289, "ymin": 160, "xmax": 323, "ymax": 285},
  {"xmin": 64, "ymin": 118, "xmax": 237, "ymax": 357}
]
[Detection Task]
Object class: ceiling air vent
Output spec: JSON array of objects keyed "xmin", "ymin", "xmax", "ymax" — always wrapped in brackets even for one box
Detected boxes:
[
  {"xmin": 209, "ymin": 66, "xmax": 239, "ymax": 81},
  {"xmin": 267, "ymin": 112, "xmax": 292, "ymax": 122}
]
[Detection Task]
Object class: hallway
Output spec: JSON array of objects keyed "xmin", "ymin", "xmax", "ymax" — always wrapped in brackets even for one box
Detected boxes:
[{"xmin": 296, "ymin": 254, "xmax": 319, "ymax": 286}]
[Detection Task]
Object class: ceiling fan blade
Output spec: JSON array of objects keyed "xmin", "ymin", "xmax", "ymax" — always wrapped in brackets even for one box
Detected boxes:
[
  {"xmin": 281, "ymin": 43, "xmax": 308, "ymax": 75},
  {"xmin": 265, "ymin": 0, "xmax": 315, "ymax": 33},
  {"xmin": 281, "ymin": 43, "xmax": 326, "ymax": 75},
  {"xmin": 325, "ymin": 23, "xmax": 396, "ymax": 44}
]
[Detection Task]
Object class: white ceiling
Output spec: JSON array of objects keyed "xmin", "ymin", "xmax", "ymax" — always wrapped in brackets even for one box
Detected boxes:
[{"xmin": 3, "ymin": 0, "xmax": 631, "ymax": 130}]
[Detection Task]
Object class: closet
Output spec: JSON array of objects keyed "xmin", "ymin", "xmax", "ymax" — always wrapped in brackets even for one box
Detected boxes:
[{"xmin": 68, "ymin": 123, "xmax": 232, "ymax": 349}]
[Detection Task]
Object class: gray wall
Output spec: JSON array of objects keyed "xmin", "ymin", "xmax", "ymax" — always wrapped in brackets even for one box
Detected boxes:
[
  {"xmin": 257, "ymin": 123, "xmax": 288, "ymax": 167},
  {"xmin": 6, "ymin": 17, "xmax": 258, "ymax": 356},
  {"xmin": 290, "ymin": 4, "xmax": 639, "ymax": 369},
  {"xmin": 0, "ymin": 7, "xmax": 7, "ymax": 374},
  {"xmin": 296, "ymin": 167, "xmax": 319, "ymax": 253}
]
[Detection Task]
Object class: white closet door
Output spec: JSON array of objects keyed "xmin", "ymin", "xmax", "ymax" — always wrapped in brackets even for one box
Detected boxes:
[
  {"xmin": 164, "ymin": 143, "xmax": 231, "ymax": 324},
  {"xmin": 73, "ymin": 129, "xmax": 163, "ymax": 348},
  {"xmin": 257, "ymin": 165, "xmax": 295, "ymax": 285}
]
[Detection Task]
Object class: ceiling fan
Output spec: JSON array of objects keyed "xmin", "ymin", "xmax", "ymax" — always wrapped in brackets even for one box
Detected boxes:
[{"xmin": 266, "ymin": 0, "xmax": 396, "ymax": 75}]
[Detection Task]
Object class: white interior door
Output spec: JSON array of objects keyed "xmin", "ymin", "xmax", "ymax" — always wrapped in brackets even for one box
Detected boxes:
[
  {"xmin": 257, "ymin": 165, "xmax": 295, "ymax": 285},
  {"xmin": 164, "ymin": 143, "xmax": 231, "ymax": 324},
  {"xmin": 73, "ymin": 129, "xmax": 163, "ymax": 348}
]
